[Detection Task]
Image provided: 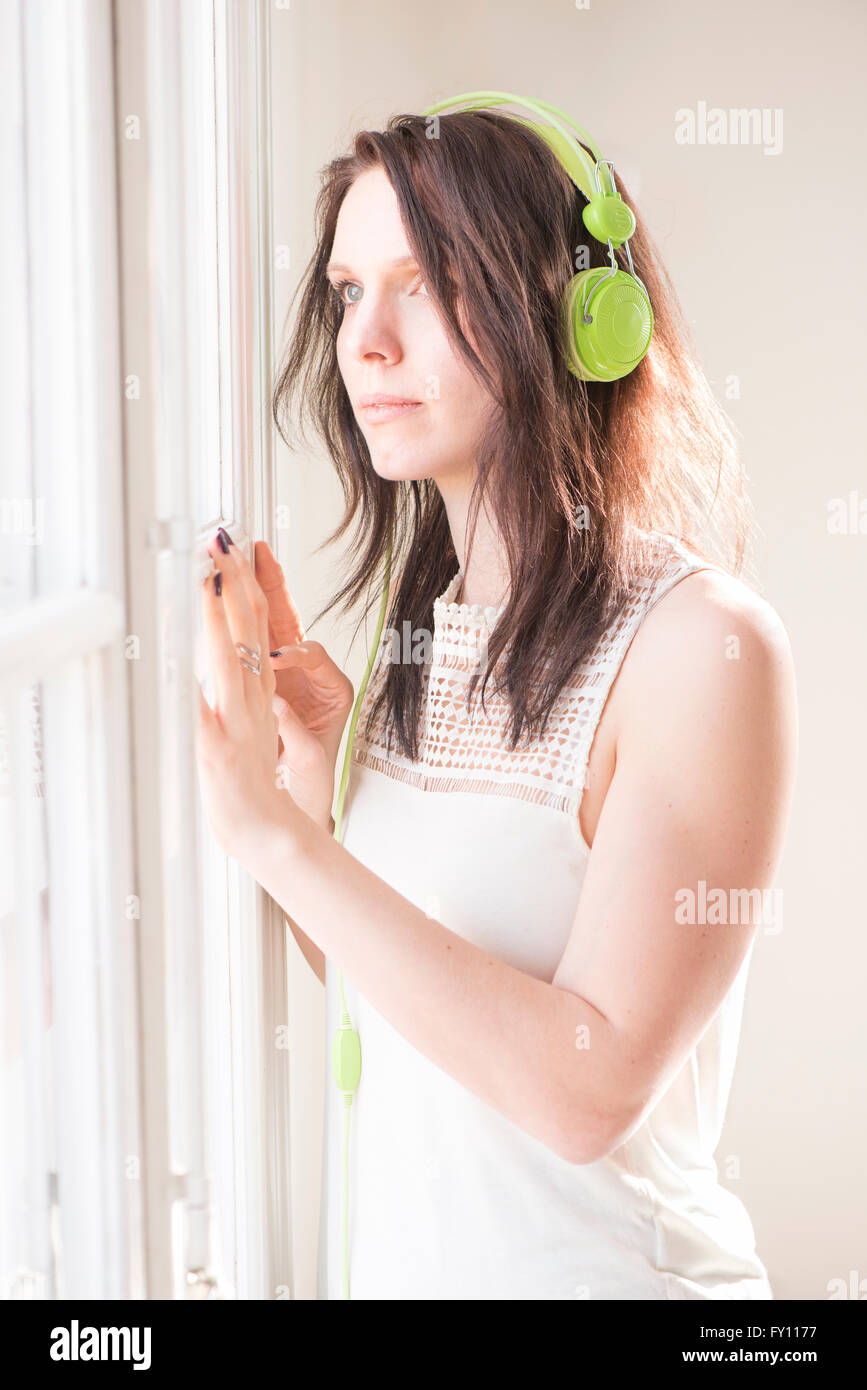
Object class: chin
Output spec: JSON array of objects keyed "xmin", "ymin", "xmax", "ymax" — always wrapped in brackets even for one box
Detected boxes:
[{"xmin": 369, "ymin": 453, "xmax": 439, "ymax": 484}]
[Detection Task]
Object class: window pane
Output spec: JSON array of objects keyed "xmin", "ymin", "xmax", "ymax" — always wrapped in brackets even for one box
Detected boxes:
[{"xmin": 0, "ymin": 685, "xmax": 55, "ymax": 1300}]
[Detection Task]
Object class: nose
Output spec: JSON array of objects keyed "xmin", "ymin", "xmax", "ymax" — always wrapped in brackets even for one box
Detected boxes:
[{"xmin": 341, "ymin": 287, "xmax": 404, "ymax": 368}]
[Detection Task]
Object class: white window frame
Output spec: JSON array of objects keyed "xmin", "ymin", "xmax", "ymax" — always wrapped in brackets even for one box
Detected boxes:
[
  {"xmin": 1, "ymin": 0, "xmax": 293, "ymax": 1301},
  {"xmin": 114, "ymin": 0, "xmax": 292, "ymax": 1299},
  {"xmin": 1, "ymin": 0, "xmax": 143, "ymax": 1300}
]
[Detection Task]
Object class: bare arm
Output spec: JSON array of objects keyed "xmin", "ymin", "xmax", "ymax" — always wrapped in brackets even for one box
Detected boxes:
[
  {"xmin": 282, "ymin": 813, "xmax": 332, "ymax": 986},
  {"xmin": 551, "ymin": 571, "xmax": 798, "ymax": 1155},
  {"xmin": 248, "ymin": 573, "xmax": 797, "ymax": 1163}
]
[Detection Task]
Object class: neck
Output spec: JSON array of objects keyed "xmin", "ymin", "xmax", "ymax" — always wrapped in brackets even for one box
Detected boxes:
[{"xmin": 437, "ymin": 478, "xmax": 511, "ymax": 611}]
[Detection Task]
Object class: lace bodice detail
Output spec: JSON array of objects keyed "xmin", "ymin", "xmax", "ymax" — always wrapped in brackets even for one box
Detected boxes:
[{"xmin": 350, "ymin": 530, "xmax": 717, "ymax": 821}]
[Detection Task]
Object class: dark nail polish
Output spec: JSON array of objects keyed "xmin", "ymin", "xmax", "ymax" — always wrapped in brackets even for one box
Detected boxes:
[
  {"xmin": 214, "ymin": 570, "xmax": 222, "ymax": 596},
  {"xmin": 270, "ymin": 649, "xmax": 283, "ymax": 657},
  {"xmin": 216, "ymin": 527, "xmax": 230, "ymax": 554}
]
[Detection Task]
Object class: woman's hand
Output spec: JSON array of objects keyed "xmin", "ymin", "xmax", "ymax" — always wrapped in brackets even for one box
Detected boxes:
[
  {"xmin": 254, "ymin": 540, "xmax": 355, "ymax": 828},
  {"xmin": 195, "ymin": 529, "xmax": 303, "ymax": 870}
]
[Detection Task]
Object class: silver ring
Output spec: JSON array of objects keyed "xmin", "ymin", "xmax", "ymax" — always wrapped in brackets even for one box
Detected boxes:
[{"xmin": 235, "ymin": 641, "xmax": 262, "ymax": 676}]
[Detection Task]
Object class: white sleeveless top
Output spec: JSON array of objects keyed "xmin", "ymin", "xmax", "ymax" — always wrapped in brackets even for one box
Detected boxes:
[{"xmin": 317, "ymin": 528, "xmax": 773, "ymax": 1300}]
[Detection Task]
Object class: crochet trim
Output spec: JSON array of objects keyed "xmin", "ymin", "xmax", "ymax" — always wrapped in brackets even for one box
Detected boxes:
[{"xmin": 352, "ymin": 532, "xmax": 718, "ymax": 823}]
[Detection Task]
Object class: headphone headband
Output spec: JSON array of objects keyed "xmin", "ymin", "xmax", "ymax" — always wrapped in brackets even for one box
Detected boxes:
[
  {"xmin": 417, "ymin": 89, "xmax": 616, "ymax": 200},
  {"xmin": 415, "ymin": 88, "xmax": 652, "ymax": 383}
]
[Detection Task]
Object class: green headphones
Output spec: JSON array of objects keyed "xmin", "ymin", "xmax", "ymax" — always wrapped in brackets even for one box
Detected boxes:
[
  {"xmin": 329, "ymin": 92, "xmax": 650, "ymax": 1300},
  {"xmin": 418, "ymin": 89, "xmax": 653, "ymax": 383}
]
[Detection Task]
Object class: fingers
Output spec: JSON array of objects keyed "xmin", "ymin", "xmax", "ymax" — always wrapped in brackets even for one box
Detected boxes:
[
  {"xmin": 254, "ymin": 540, "xmax": 306, "ymax": 650},
  {"xmin": 272, "ymin": 691, "xmax": 330, "ymax": 807},
  {"xmin": 268, "ymin": 642, "xmax": 320, "ymax": 672},
  {"xmin": 206, "ymin": 529, "xmax": 275, "ymax": 702},
  {"xmin": 201, "ymin": 568, "xmax": 247, "ymax": 728},
  {"xmin": 272, "ymin": 691, "xmax": 312, "ymax": 760}
]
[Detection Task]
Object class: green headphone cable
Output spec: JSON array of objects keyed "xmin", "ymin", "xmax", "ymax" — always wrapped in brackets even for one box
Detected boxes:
[{"xmin": 330, "ymin": 530, "xmax": 393, "ymax": 1299}]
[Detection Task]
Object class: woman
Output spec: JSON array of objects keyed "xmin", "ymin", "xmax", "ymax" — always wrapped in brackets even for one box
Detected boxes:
[{"xmin": 195, "ymin": 106, "xmax": 797, "ymax": 1300}]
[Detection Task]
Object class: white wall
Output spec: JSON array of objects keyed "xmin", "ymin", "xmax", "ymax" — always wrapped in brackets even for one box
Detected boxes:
[{"xmin": 271, "ymin": 0, "xmax": 867, "ymax": 1300}]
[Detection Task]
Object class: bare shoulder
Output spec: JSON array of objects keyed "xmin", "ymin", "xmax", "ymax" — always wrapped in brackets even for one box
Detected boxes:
[
  {"xmin": 637, "ymin": 566, "xmax": 793, "ymax": 665},
  {"xmin": 612, "ymin": 566, "xmax": 798, "ymax": 762}
]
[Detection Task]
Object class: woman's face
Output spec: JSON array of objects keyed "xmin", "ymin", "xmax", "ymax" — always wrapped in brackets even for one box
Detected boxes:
[{"xmin": 327, "ymin": 166, "xmax": 497, "ymax": 489}]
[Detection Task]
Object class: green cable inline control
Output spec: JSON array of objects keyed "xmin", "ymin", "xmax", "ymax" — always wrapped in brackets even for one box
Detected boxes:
[{"xmin": 331, "ymin": 1014, "xmax": 362, "ymax": 1094}]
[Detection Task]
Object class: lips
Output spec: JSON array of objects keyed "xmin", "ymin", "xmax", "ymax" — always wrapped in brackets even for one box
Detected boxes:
[{"xmin": 359, "ymin": 396, "xmax": 424, "ymax": 424}]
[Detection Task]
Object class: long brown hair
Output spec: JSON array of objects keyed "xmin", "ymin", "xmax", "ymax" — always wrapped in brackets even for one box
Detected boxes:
[{"xmin": 272, "ymin": 109, "xmax": 755, "ymax": 760}]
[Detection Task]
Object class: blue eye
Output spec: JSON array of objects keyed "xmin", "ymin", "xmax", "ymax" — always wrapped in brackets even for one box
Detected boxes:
[
  {"xmin": 329, "ymin": 277, "xmax": 429, "ymax": 308},
  {"xmin": 331, "ymin": 278, "xmax": 363, "ymax": 306}
]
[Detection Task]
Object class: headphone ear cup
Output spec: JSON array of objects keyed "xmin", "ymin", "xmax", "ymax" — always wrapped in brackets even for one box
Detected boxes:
[{"xmin": 562, "ymin": 268, "xmax": 653, "ymax": 382}]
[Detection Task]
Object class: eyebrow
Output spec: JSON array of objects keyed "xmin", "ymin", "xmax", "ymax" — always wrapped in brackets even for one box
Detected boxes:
[{"xmin": 325, "ymin": 254, "xmax": 419, "ymax": 275}]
